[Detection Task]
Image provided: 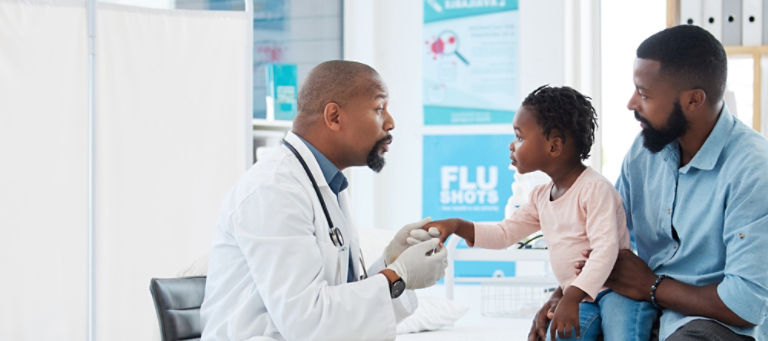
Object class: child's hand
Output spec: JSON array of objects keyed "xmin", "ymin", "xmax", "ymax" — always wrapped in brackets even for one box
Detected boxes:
[
  {"xmin": 421, "ymin": 219, "xmax": 460, "ymax": 243},
  {"xmin": 549, "ymin": 297, "xmax": 579, "ymax": 340},
  {"xmin": 549, "ymin": 286, "xmax": 586, "ymax": 341}
]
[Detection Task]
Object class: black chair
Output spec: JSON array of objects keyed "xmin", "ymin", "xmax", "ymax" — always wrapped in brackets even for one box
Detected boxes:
[{"xmin": 149, "ymin": 276, "xmax": 207, "ymax": 341}]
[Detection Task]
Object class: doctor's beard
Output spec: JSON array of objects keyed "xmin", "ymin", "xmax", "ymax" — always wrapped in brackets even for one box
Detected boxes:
[
  {"xmin": 635, "ymin": 101, "xmax": 688, "ymax": 153},
  {"xmin": 367, "ymin": 134, "xmax": 393, "ymax": 172}
]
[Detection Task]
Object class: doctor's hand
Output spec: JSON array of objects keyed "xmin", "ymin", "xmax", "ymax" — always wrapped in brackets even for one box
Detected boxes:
[
  {"xmin": 386, "ymin": 238, "xmax": 448, "ymax": 290},
  {"xmin": 384, "ymin": 217, "xmax": 438, "ymax": 265}
]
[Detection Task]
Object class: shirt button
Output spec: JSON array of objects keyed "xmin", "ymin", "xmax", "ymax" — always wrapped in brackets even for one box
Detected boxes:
[
  {"xmin": 673, "ymin": 243, "xmax": 678, "ymax": 249},
  {"xmin": 667, "ymin": 209, "xmax": 671, "ymax": 215},
  {"xmin": 739, "ymin": 233, "xmax": 745, "ymax": 239}
]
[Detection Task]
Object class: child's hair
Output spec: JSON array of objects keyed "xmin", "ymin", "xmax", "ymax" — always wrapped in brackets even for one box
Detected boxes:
[{"xmin": 521, "ymin": 85, "xmax": 598, "ymax": 160}]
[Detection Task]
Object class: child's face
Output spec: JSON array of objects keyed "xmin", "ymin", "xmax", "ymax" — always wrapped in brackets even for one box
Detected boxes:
[{"xmin": 510, "ymin": 106, "xmax": 550, "ymax": 174}]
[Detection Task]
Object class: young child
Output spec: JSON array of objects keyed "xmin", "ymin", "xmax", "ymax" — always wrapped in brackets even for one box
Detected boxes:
[{"xmin": 428, "ymin": 85, "xmax": 656, "ymax": 340}]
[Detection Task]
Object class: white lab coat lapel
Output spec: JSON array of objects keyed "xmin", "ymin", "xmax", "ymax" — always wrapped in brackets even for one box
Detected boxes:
[
  {"xmin": 339, "ymin": 189, "xmax": 363, "ymax": 280},
  {"xmin": 283, "ymin": 132, "xmax": 353, "ymax": 284}
]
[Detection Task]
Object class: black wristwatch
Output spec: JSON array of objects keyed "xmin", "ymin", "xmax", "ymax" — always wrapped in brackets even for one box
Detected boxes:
[{"xmin": 389, "ymin": 278, "xmax": 406, "ymax": 299}]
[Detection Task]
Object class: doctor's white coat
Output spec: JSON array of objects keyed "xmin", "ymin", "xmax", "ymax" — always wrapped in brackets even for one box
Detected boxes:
[{"xmin": 200, "ymin": 132, "xmax": 417, "ymax": 341}]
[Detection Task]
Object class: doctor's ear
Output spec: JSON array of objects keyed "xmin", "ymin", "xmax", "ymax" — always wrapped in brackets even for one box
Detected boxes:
[{"xmin": 323, "ymin": 102, "xmax": 342, "ymax": 131}]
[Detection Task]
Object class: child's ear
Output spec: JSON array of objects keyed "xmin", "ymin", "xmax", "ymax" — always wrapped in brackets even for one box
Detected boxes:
[{"xmin": 547, "ymin": 130, "xmax": 564, "ymax": 157}]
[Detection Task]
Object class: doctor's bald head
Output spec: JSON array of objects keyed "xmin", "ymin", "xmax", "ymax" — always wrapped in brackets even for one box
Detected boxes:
[
  {"xmin": 293, "ymin": 60, "xmax": 395, "ymax": 172},
  {"xmin": 296, "ymin": 60, "xmax": 381, "ymax": 118}
]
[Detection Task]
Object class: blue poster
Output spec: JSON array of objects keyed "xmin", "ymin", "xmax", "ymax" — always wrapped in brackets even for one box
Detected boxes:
[
  {"xmin": 423, "ymin": 0, "xmax": 519, "ymax": 125},
  {"xmin": 423, "ymin": 134, "xmax": 514, "ymax": 221}
]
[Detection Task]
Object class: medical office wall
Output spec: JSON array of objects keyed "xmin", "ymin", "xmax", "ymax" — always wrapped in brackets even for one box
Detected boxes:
[
  {"xmin": 0, "ymin": 2, "xmax": 251, "ymax": 340},
  {"xmin": 344, "ymin": 0, "xmax": 601, "ymax": 232}
]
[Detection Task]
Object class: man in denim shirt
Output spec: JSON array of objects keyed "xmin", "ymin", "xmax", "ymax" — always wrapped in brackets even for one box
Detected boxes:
[
  {"xmin": 528, "ymin": 25, "xmax": 768, "ymax": 341},
  {"xmin": 613, "ymin": 25, "xmax": 767, "ymax": 340}
]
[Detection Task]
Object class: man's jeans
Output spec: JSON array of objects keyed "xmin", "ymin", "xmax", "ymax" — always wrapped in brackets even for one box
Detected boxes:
[{"xmin": 547, "ymin": 289, "xmax": 658, "ymax": 341}]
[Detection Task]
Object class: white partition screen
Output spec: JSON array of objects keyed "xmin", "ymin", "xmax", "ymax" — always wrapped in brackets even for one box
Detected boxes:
[
  {"xmin": 0, "ymin": 1, "xmax": 250, "ymax": 340},
  {"xmin": 94, "ymin": 4, "xmax": 249, "ymax": 340},
  {"xmin": 0, "ymin": 1, "xmax": 89, "ymax": 340}
]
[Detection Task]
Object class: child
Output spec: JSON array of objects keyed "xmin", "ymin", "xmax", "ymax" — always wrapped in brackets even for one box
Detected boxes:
[{"xmin": 428, "ymin": 85, "xmax": 656, "ymax": 340}]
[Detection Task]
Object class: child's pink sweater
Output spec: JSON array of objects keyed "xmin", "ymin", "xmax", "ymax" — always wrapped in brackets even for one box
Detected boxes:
[{"xmin": 472, "ymin": 167, "xmax": 630, "ymax": 301}]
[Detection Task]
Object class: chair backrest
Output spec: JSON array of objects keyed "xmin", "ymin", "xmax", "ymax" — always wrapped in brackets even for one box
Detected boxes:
[{"xmin": 149, "ymin": 276, "xmax": 207, "ymax": 341}]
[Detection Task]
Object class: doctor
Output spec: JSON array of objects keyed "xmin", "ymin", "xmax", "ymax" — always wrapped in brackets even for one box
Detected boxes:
[{"xmin": 201, "ymin": 60, "xmax": 448, "ymax": 341}]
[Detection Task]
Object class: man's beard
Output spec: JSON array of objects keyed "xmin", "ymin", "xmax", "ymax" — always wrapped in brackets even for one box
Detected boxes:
[
  {"xmin": 635, "ymin": 101, "xmax": 688, "ymax": 153},
  {"xmin": 366, "ymin": 134, "xmax": 393, "ymax": 172}
]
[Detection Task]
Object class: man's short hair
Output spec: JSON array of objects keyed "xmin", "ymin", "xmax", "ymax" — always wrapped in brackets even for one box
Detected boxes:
[{"xmin": 637, "ymin": 25, "xmax": 727, "ymax": 104}]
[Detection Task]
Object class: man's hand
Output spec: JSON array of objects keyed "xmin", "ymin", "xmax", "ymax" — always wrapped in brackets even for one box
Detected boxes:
[
  {"xmin": 574, "ymin": 248, "xmax": 591, "ymax": 275},
  {"xmin": 384, "ymin": 218, "xmax": 436, "ymax": 265},
  {"xmin": 579, "ymin": 248, "xmax": 754, "ymax": 327},
  {"xmin": 528, "ymin": 287, "xmax": 562, "ymax": 341},
  {"xmin": 548, "ymin": 287, "xmax": 586, "ymax": 341},
  {"xmin": 605, "ymin": 249, "xmax": 656, "ymax": 301},
  {"xmin": 575, "ymin": 249, "xmax": 655, "ymax": 300}
]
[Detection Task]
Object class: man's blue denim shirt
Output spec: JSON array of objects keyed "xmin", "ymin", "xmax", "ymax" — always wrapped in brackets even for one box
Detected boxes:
[{"xmin": 616, "ymin": 106, "xmax": 768, "ymax": 339}]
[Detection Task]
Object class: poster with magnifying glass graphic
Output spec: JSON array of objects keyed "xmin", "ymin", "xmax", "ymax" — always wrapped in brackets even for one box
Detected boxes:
[{"xmin": 423, "ymin": 0, "xmax": 519, "ymax": 125}]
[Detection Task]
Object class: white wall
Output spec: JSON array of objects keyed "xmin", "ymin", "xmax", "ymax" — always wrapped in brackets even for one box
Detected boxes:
[
  {"xmin": 600, "ymin": 0, "xmax": 666, "ymax": 182},
  {"xmin": 344, "ymin": 0, "xmax": 570, "ymax": 230}
]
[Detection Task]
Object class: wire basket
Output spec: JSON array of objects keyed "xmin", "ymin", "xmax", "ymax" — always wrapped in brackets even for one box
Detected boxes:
[{"xmin": 480, "ymin": 281, "xmax": 557, "ymax": 318}]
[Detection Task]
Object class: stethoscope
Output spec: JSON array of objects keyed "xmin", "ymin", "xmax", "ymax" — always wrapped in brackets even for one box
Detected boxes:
[{"xmin": 282, "ymin": 139, "xmax": 368, "ymax": 280}]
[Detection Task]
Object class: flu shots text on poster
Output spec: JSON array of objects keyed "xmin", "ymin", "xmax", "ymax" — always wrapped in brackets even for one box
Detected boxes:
[
  {"xmin": 423, "ymin": 134, "xmax": 514, "ymax": 221},
  {"xmin": 423, "ymin": 0, "xmax": 519, "ymax": 125}
]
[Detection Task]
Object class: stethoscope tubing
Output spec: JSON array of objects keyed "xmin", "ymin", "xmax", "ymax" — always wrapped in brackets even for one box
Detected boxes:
[
  {"xmin": 281, "ymin": 139, "xmax": 343, "ymax": 247},
  {"xmin": 282, "ymin": 139, "xmax": 368, "ymax": 279}
]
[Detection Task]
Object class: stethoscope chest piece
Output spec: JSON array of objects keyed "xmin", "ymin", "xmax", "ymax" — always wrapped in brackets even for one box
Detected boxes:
[{"xmin": 329, "ymin": 226, "xmax": 344, "ymax": 247}]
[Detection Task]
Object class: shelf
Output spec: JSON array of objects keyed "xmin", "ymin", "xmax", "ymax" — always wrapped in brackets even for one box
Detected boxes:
[
  {"xmin": 253, "ymin": 119, "xmax": 292, "ymax": 131},
  {"xmin": 452, "ymin": 248, "xmax": 549, "ymax": 262},
  {"xmin": 724, "ymin": 45, "xmax": 768, "ymax": 55},
  {"xmin": 453, "ymin": 275, "xmax": 557, "ymax": 286},
  {"xmin": 666, "ymin": 0, "xmax": 763, "ymax": 132}
]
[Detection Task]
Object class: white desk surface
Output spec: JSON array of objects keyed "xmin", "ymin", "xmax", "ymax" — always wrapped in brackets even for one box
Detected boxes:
[{"xmin": 397, "ymin": 284, "xmax": 535, "ymax": 340}]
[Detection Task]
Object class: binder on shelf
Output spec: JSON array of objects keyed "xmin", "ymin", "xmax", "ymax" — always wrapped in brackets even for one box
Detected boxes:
[
  {"xmin": 722, "ymin": 0, "xmax": 743, "ymax": 46},
  {"xmin": 265, "ymin": 63, "xmax": 298, "ymax": 121},
  {"xmin": 743, "ymin": 0, "xmax": 763, "ymax": 45},
  {"xmin": 702, "ymin": 0, "xmax": 723, "ymax": 41},
  {"xmin": 680, "ymin": 0, "xmax": 703, "ymax": 26},
  {"xmin": 763, "ymin": 0, "xmax": 768, "ymax": 44}
]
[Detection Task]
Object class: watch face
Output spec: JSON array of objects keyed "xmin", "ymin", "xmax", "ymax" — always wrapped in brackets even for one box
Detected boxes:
[{"xmin": 391, "ymin": 279, "xmax": 406, "ymax": 299}]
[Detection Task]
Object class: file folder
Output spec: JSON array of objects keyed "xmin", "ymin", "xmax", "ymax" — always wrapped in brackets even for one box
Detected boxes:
[
  {"xmin": 703, "ymin": 0, "xmax": 723, "ymax": 41},
  {"xmin": 763, "ymin": 0, "xmax": 768, "ymax": 43},
  {"xmin": 723, "ymin": 0, "xmax": 743, "ymax": 45},
  {"xmin": 680, "ymin": 0, "xmax": 703, "ymax": 26},
  {"xmin": 743, "ymin": 0, "xmax": 762, "ymax": 45}
]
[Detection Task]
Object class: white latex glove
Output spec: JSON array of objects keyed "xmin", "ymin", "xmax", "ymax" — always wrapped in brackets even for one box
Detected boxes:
[
  {"xmin": 406, "ymin": 227, "xmax": 441, "ymax": 246},
  {"xmin": 386, "ymin": 238, "xmax": 448, "ymax": 290},
  {"xmin": 385, "ymin": 217, "xmax": 438, "ymax": 265}
]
